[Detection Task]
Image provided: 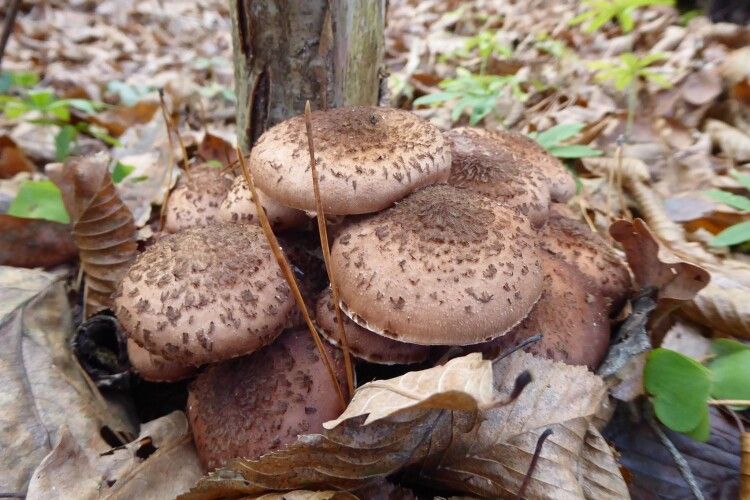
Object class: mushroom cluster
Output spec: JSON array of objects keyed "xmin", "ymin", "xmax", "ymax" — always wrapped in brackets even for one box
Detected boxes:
[{"xmin": 113, "ymin": 105, "xmax": 631, "ymax": 470}]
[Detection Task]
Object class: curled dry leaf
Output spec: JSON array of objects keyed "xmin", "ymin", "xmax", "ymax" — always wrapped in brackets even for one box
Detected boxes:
[
  {"xmin": 0, "ymin": 214, "xmax": 78, "ymax": 268},
  {"xmin": 183, "ymin": 352, "xmax": 626, "ymax": 499},
  {"xmin": 47, "ymin": 152, "xmax": 137, "ymax": 317},
  {"xmin": 249, "ymin": 493, "xmax": 356, "ymax": 500},
  {"xmin": 681, "ymin": 67, "xmax": 723, "ymax": 106},
  {"xmin": 682, "ymin": 273, "xmax": 750, "ymax": 340},
  {"xmin": 705, "ymin": 119, "xmax": 750, "ymax": 162},
  {"xmin": 582, "ymin": 156, "xmax": 650, "ymax": 183},
  {"xmin": 27, "ymin": 411, "xmax": 203, "ymax": 500},
  {"xmin": 610, "ymin": 218, "xmax": 710, "ymax": 339},
  {"xmin": 0, "ymin": 266, "xmax": 134, "ymax": 495}
]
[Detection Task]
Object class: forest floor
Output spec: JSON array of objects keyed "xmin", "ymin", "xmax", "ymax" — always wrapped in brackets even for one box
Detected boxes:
[{"xmin": 1, "ymin": 0, "xmax": 749, "ymax": 498}]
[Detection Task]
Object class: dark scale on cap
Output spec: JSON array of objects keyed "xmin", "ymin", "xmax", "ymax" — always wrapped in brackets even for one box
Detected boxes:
[
  {"xmin": 163, "ymin": 164, "xmax": 233, "ymax": 233},
  {"xmin": 250, "ymin": 106, "xmax": 452, "ymax": 215},
  {"xmin": 445, "ymin": 127, "xmax": 554, "ymax": 228},
  {"xmin": 330, "ymin": 184, "xmax": 544, "ymax": 346},
  {"xmin": 113, "ymin": 224, "xmax": 295, "ymax": 366},
  {"xmin": 187, "ymin": 329, "xmax": 345, "ymax": 471}
]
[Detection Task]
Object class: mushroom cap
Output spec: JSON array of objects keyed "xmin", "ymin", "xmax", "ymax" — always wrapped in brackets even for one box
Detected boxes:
[
  {"xmin": 113, "ymin": 223, "xmax": 295, "ymax": 366},
  {"xmin": 540, "ymin": 212, "xmax": 631, "ymax": 313},
  {"xmin": 478, "ymin": 252, "xmax": 611, "ymax": 370},
  {"xmin": 315, "ymin": 288, "xmax": 430, "ymax": 365},
  {"xmin": 330, "ymin": 184, "xmax": 544, "ymax": 345},
  {"xmin": 250, "ymin": 106, "xmax": 452, "ymax": 215},
  {"xmin": 445, "ymin": 127, "xmax": 552, "ymax": 227},
  {"xmin": 187, "ymin": 328, "xmax": 345, "ymax": 470},
  {"xmin": 126, "ymin": 339, "xmax": 196, "ymax": 382},
  {"xmin": 163, "ymin": 164, "xmax": 233, "ymax": 233},
  {"xmin": 219, "ymin": 176, "xmax": 309, "ymax": 230}
]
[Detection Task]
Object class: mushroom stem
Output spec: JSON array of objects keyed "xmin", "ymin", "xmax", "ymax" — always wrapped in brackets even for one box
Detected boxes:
[
  {"xmin": 304, "ymin": 100, "xmax": 355, "ymax": 400},
  {"xmin": 237, "ymin": 147, "xmax": 348, "ymax": 410}
]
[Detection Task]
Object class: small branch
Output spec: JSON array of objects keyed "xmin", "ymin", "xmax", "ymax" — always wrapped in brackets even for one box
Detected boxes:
[
  {"xmin": 158, "ymin": 89, "xmax": 178, "ymax": 230},
  {"xmin": 708, "ymin": 399, "xmax": 750, "ymax": 407},
  {"xmin": 514, "ymin": 428, "xmax": 553, "ymax": 499},
  {"xmin": 158, "ymin": 89, "xmax": 191, "ymax": 178},
  {"xmin": 305, "ymin": 100, "xmax": 354, "ymax": 401},
  {"xmin": 237, "ymin": 148, "xmax": 347, "ymax": 411},
  {"xmin": 644, "ymin": 403, "xmax": 705, "ymax": 500},
  {"xmin": 0, "ymin": 0, "xmax": 21, "ymax": 71}
]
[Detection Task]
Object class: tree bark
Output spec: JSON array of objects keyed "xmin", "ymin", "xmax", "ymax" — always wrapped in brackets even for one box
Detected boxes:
[{"xmin": 230, "ymin": 0, "xmax": 386, "ymax": 150}]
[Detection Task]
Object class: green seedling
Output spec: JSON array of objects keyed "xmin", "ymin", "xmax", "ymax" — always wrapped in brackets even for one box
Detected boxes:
[
  {"xmin": 570, "ymin": 0, "xmax": 675, "ymax": 33},
  {"xmin": 528, "ymin": 123, "xmax": 602, "ymax": 159}
]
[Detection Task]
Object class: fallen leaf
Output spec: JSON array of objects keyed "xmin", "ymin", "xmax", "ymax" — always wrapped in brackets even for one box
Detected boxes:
[
  {"xmin": 682, "ymin": 273, "xmax": 750, "ymax": 340},
  {"xmin": 582, "ymin": 156, "xmax": 650, "ymax": 182},
  {"xmin": 197, "ymin": 131, "xmax": 237, "ymax": 168},
  {"xmin": 0, "ymin": 135, "xmax": 36, "ymax": 178},
  {"xmin": 0, "ymin": 266, "xmax": 135, "ymax": 495},
  {"xmin": 89, "ymin": 101, "xmax": 159, "ymax": 137},
  {"xmin": 183, "ymin": 351, "xmax": 626, "ymax": 499},
  {"xmin": 605, "ymin": 404, "xmax": 741, "ymax": 499},
  {"xmin": 705, "ymin": 119, "xmax": 750, "ymax": 162},
  {"xmin": 27, "ymin": 411, "xmax": 203, "ymax": 500},
  {"xmin": 0, "ymin": 214, "xmax": 77, "ymax": 267},
  {"xmin": 681, "ymin": 67, "xmax": 722, "ymax": 106},
  {"xmin": 47, "ymin": 153, "xmax": 138, "ymax": 317}
]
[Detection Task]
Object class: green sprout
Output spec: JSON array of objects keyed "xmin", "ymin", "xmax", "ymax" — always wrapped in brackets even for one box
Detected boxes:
[
  {"xmin": 528, "ymin": 123, "xmax": 602, "ymax": 159},
  {"xmin": 589, "ymin": 52, "xmax": 671, "ymax": 138},
  {"xmin": 705, "ymin": 171, "xmax": 750, "ymax": 248},
  {"xmin": 413, "ymin": 68, "xmax": 527, "ymax": 125},
  {"xmin": 570, "ymin": 0, "xmax": 675, "ymax": 33}
]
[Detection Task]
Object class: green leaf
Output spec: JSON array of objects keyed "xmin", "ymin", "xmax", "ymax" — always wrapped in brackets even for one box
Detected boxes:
[
  {"xmin": 111, "ymin": 161, "xmax": 136, "ymax": 183},
  {"xmin": 644, "ymin": 348, "xmax": 711, "ymax": 433},
  {"xmin": 413, "ymin": 92, "xmax": 456, "ymax": 106},
  {"xmin": 684, "ymin": 407, "xmax": 711, "ymax": 442},
  {"xmin": 534, "ymin": 123, "xmax": 585, "ymax": 148},
  {"xmin": 64, "ymin": 98, "xmax": 103, "ymax": 115},
  {"xmin": 54, "ymin": 125, "xmax": 78, "ymax": 161},
  {"xmin": 547, "ymin": 144, "xmax": 603, "ymax": 159},
  {"xmin": 704, "ymin": 189, "xmax": 750, "ymax": 212},
  {"xmin": 28, "ymin": 90, "xmax": 55, "ymax": 109},
  {"xmin": 45, "ymin": 100, "xmax": 70, "ymax": 121},
  {"xmin": 2, "ymin": 98, "xmax": 30, "ymax": 119},
  {"xmin": 731, "ymin": 171, "xmax": 750, "ymax": 192},
  {"xmin": 6, "ymin": 179, "xmax": 70, "ymax": 224},
  {"xmin": 709, "ymin": 221, "xmax": 750, "ymax": 247},
  {"xmin": 712, "ymin": 338, "xmax": 750, "ymax": 357},
  {"xmin": 709, "ymin": 350, "xmax": 750, "ymax": 404},
  {"xmin": 12, "ymin": 71, "xmax": 40, "ymax": 89},
  {"xmin": 205, "ymin": 160, "xmax": 223, "ymax": 169}
]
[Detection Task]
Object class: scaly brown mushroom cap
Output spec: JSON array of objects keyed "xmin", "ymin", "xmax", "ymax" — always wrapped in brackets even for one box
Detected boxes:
[
  {"xmin": 163, "ymin": 164, "xmax": 233, "ymax": 233},
  {"xmin": 445, "ymin": 127, "xmax": 552, "ymax": 227},
  {"xmin": 250, "ymin": 106, "xmax": 452, "ymax": 215},
  {"xmin": 478, "ymin": 252, "xmax": 610, "ymax": 370},
  {"xmin": 127, "ymin": 339, "xmax": 196, "ymax": 382},
  {"xmin": 315, "ymin": 287, "xmax": 430, "ymax": 365},
  {"xmin": 113, "ymin": 224, "xmax": 294, "ymax": 366},
  {"xmin": 540, "ymin": 212, "xmax": 631, "ymax": 313},
  {"xmin": 330, "ymin": 184, "xmax": 543, "ymax": 345},
  {"xmin": 187, "ymin": 328, "xmax": 345, "ymax": 470},
  {"xmin": 219, "ymin": 176, "xmax": 308, "ymax": 230}
]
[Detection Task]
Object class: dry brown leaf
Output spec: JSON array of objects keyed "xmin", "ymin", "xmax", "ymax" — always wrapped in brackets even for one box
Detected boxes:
[
  {"xmin": 47, "ymin": 153, "xmax": 137, "ymax": 317},
  {"xmin": 720, "ymin": 46, "xmax": 750, "ymax": 84},
  {"xmin": 705, "ymin": 119, "xmax": 750, "ymax": 162},
  {"xmin": 0, "ymin": 214, "xmax": 78, "ymax": 268},
  {"xmin": 197, "ymin": 131, "xmax": 238, "ymax": 168},
  {"xmin": 183, "ymin": 352, "xmax": 626, "ymax": 499},
  {"xmin": 0, "ymin": 135, "xmax": 36, "ymax": 179},
  {"xmin": 582, "ymin": 156, "xmax": 650, "ymax": 182},
  {"xmin": 682, "ymin": 273, "xmax": 750, "ymax": 340},
  {"xmin": 89, "ymin": 101, "xmax": 160, "ymax": 137},
  {"xmin": 27, "ymin": 411, "xmax": 203, "ymax": 500},
  {"xmin": 251, "ymin": 493, "xmax": 356, "ymax": 500},
  {"xmin": 681, "ymin": 67, "xmax": 722, "ymax": 106},
  {"xmin": 742, "ymin": 432, "xmax": 750, "ymax": 500},
  {"xmin": 0, "ymin": 266, "xmax": 135, "ymax": 495}
]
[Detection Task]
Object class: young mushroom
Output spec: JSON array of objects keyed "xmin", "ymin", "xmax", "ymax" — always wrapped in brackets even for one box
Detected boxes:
[
  {"xmin": 187, "ymin": 328, "xmax": 346, "ymax": 470},
  {"xmin": 113, "ymin": 223, "xmax": 296, "ymax": 366},
  {"xmin": 219, "ymin": 176, "xmax": 308, "ymax": 230},
  {"xmin": 163, "ymin": 164, "xmax": 233, "ymax": 233},
  {"xmin": 445, "ymin": 127, "xmax": 553, "ymax": 227},
  {"xmin": 127, "ymin": 339, "xmax": 196, "ymax": 382},
  {"xmin": 250, "ymin": 106, "xmax": 452, "ymax": 215},
  {"xmin": 540, "ymin": 211, "xmax": 632, "ymax": 314},
  {"xmin": 330, "ymin": 184, "xmax": 543, "ymax": 346},
  {"xmin": 479, "ymin": 252, "xmax": 611, "ymax": 370},
  {"xmin": 315, "ymin": 287, "xmax": 430, "ymax": 365}
]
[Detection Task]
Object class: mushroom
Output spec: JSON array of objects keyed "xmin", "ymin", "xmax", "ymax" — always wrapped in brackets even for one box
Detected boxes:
[
  {"xmin": 330, "ymin": 184, "xmax": 543, "ymax": 345},
  {"xmin": 163, "ymin": 164, "xmax": 233, "ymax": 233},
  {"xmin": 113, "ymin": 223, "xmax": 295, "ymax": 366},
  {"xmin": 444, "ymin": 127, "xmax": 552, "ymax": 227},
  {"xmin": 187, "ymin": 328, "xmax": 345, "ymax": 470},
  {"xmin": 219, "ymin": 175, "xmax": 308, "ymax": 230},
  {"xmin": 478, "ymin": 252, "xmax": 610, "ymax": 370},
  {"xmin": 127, "ymin": 339, "xmax": 196, "ymax": 382},
  {"xmin": 540, "ymin": 211, "xmax": 631, "ymax": 314},
  {"xmin": 315, "ymin": 287, "xmax": 430, "ymax": 365},
  {"xmin": 250, "ymin": 106, "xmax": 452, "ymax": 215}
]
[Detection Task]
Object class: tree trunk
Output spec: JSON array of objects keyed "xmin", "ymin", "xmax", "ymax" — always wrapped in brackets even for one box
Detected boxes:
[{"xmin": 230, "ymin": 0, "xmax": 386, "ymax": 150}]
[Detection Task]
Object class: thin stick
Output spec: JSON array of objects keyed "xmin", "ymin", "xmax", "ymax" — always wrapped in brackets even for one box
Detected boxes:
[
  {"xmin": 514, "ymin": 428, "xmax": 553, "ymax": 499},
  {"xmin": 304, "ymin": 100, "xmax": 354, "ymax": 400},
  {"xmin": 709, "ymin": 399, "xmax": 750, "ymax": 406},
  {"xmin": 0, "ymin": 0, "xmax": 21, "ymax": 71},
  {"xmin": 158, "ymin": 89, "xmax": 178, "ymax": 230},
  {"xmin": 158, "ymin": 89, "xmax": 191, "ymax": 178},
  {"xmin": 237, "ymin": 148, "xmax": 347, "ymax": 410}
]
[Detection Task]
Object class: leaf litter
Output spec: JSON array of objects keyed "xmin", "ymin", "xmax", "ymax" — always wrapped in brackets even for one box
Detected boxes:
[{"xmin": 1, "ymin": 0, "xmax": 750, "ymax": 498}]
